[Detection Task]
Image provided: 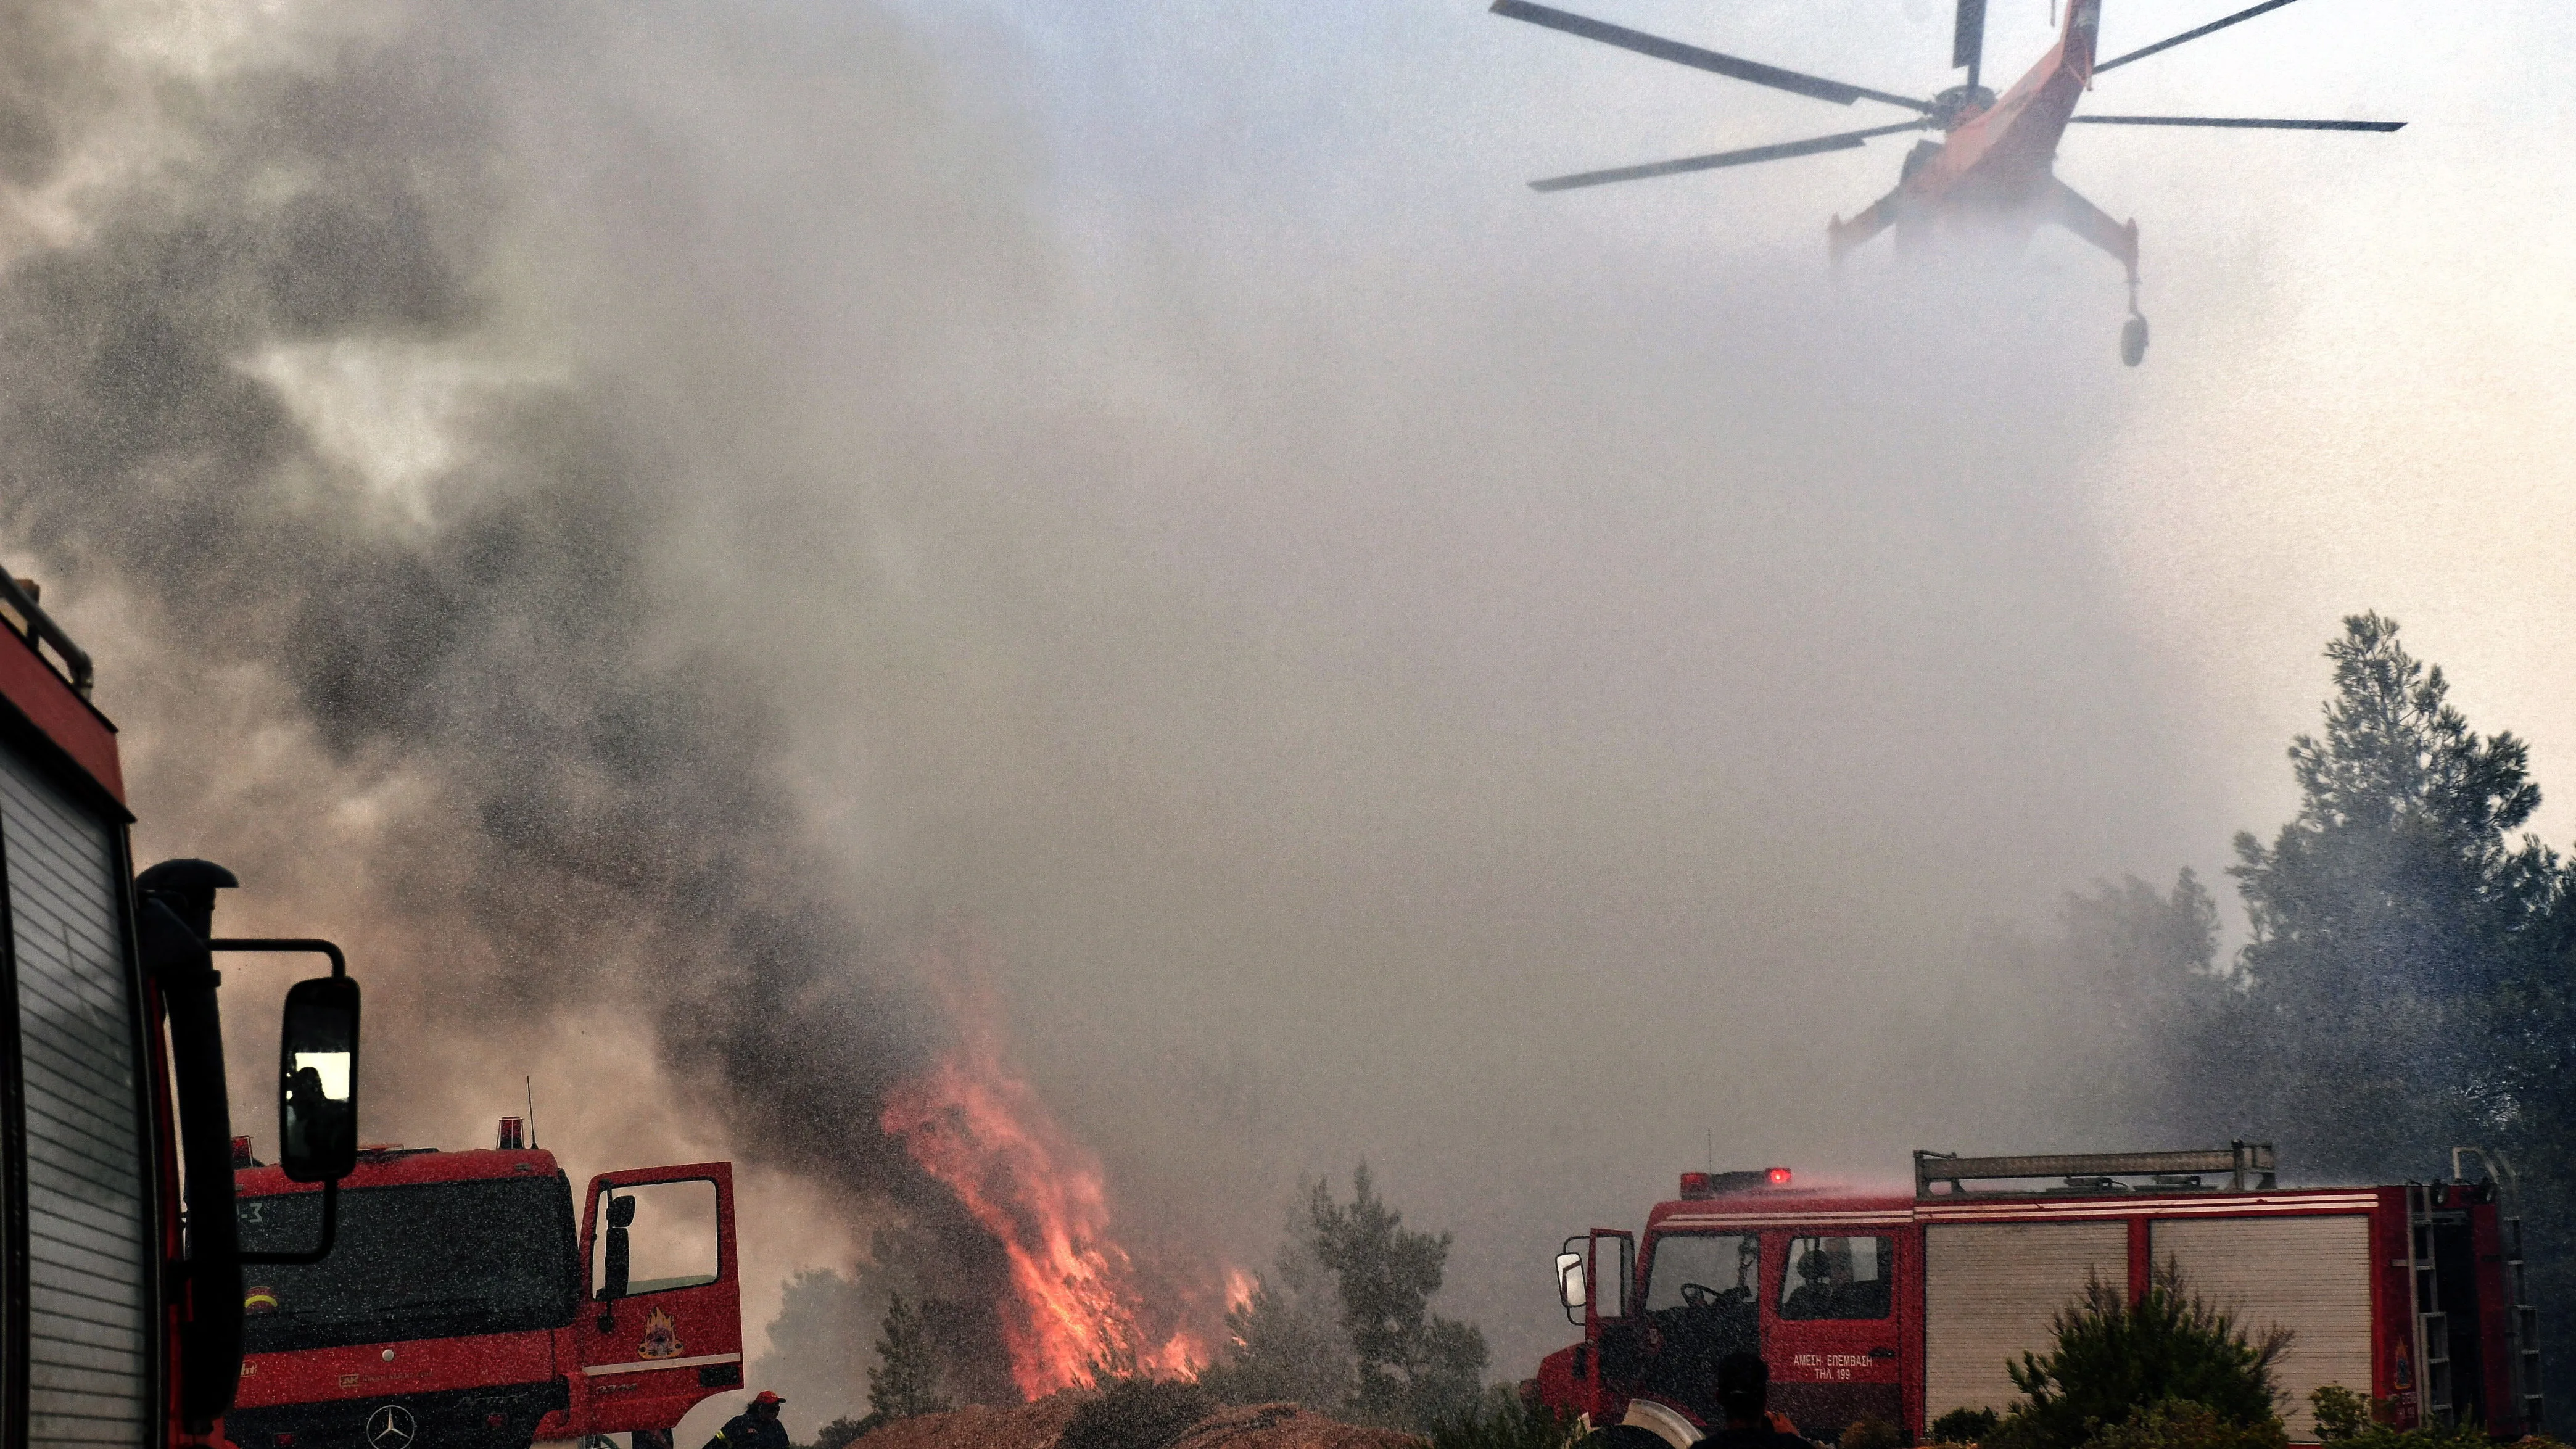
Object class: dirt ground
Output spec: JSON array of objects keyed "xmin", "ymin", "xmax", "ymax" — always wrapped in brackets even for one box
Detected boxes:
[{"xmin": 852, "ymin": 1396, "xmax": 1426, "ymax": 1449}]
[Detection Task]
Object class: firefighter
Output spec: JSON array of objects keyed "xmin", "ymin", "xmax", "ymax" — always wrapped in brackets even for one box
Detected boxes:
[
  {"xmin": 706, "ymin": 1391, "xmax": 791, "ymax": 1449},
  {"xmin": 1706, "ymin": 1353, "xmax": 1814, "ymax": 1449}
]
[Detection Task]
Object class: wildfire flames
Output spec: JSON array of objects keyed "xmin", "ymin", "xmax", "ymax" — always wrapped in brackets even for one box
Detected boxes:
[{"xmin": 882, "ymin": 955, "xmax": 1231, "ymax": 1398}]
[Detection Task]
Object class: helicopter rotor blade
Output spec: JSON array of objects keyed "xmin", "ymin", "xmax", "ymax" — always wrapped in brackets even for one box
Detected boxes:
[
  {"xmin": 2094, "ymin": 0, "xmax": 2302, "ymax": 75},
  {"xmin": 1952, "ymin": 0, "xmax": 1987, "ymax": 90},
  {"xmin": 1528, "ymin": 122, "xmax": 1929, "ymax": 192},
  {"xmin": 2070, "ymin": 115, "xmax": 2404, "ymax": 131},
  {"xmin": 1490, "ymin": 1, "xmax": 1933, "ymax": 112}
]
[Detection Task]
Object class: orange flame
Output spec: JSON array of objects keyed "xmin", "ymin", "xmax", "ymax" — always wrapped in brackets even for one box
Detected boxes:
[{"xmin": 881, "ymin": 951, "xmax": 1227, "ymax": 1397}]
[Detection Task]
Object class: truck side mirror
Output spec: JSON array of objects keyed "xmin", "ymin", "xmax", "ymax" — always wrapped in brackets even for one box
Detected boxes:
[
  {"xmin": 602, "ymin": 1194, "xmax": 635, "ymax": 1298},
  {"xmin": 1556, "ymin": 1251, "xmax": 1587, "ymax": 1310},
  {"xmin": 277, "ymin": 976, "xmax": 360, "ymax": 1184}
]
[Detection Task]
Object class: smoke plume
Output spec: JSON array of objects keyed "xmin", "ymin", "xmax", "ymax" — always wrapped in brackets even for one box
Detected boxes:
[
  {"xmin": 0, "ymin": 0, "xmax": 2276, "ymax": 1405},
  {"xmin": 0, "ymin": 0, "xmax": 1064, "ymax": 1397}
]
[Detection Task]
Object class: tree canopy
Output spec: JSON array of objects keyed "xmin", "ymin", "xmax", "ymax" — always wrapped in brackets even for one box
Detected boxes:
[
  {"xmin": 867, "ymin": 1290, "xmax": 951, "ymax": 1424},
  {"xmin": 2100, "ymin": 613, "xmax": 2576, "ymax": 1414},
  {"xmin": 1202, "ymin": 1166, "xmax": 1487, "ymax": 1432},
  {"xmin": 2223, "ymin": 613, "xmax": 2563, "ymax": 1171}
]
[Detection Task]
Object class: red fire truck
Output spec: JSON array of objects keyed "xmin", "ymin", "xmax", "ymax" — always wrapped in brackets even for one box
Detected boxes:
[
  {"xmin": 0, "ymin": 565, "xmax": 744, "ymax": 1449},
  {"xmin": 0, "ymin": 569, "xmax": 368, "ymax": 1449},
  {"xmin": 1537, "ymin": 1145, "xmax": 2545, "ymax": 1444},
  {"xmin": 227, "ymin": 1132, "xmax": 746, "ymax": 1449}
]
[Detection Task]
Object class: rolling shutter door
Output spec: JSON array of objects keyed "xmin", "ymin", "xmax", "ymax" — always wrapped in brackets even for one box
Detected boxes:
[
  {"xmin": 2151, "ymin": 1216, "xmax": 2371, "ymax": 1442},
  {"xmin": 1925, "ymin": 1221, "xmax": 2127, "ymax": 1421},
  {"xmin": 1, "ymin": 745, "xmax": 149, "ymax": 1449}
]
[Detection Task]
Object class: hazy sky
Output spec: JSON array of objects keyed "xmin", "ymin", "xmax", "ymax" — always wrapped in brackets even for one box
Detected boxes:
[
  {"xmin": 20, "ymin": 0, "xmax": 2576, "ymax": 1430},
  {"xmin": 959, "ymin": 0, "xmax": 2576, "ymax": 850},
  {"xmin": 786, "ymin": 0, "xmax": 2576, "ymax": 1377}
]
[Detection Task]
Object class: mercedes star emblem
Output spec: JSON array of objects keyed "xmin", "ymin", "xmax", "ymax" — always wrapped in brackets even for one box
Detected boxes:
[{"xmin": 366, "ymin": 1404, "xmax": 418, "ymax": 1449}]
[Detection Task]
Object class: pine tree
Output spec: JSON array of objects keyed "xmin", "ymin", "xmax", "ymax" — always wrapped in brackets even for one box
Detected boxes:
[
  {"xmin": 1197, "ymin": 1229, "xmax": 1353, "ymax": 1411},
  {"xmin": 2226, "ymin": 613, "xmax": 2559, "ymax": 1173},
  {"xmin": 867, "ymin": 1292, "xmax": 951, "ymax": 1422},
  {"xmin": 1306, "ymin": 1166, "xmax": 1488, "ymax": 1430},
  {"xmin": 2055, "ymin": 869, "xmax": 2239, "ymax": 1137}
]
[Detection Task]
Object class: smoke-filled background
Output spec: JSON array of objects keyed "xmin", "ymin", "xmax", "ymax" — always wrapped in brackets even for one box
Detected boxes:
[{"xmin": 2, "ymin": 0, "xmax": 2572, "ymax": 1434}]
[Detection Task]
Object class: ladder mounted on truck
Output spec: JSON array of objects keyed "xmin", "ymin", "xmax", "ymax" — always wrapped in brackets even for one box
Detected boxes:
[
  {"xmin": 1914, "ymin": 1142, "xmax": 2279, "ymax": 1196},
  {"xmin": 2448, "ymin": 1147, "xmax": 2544, "ymax": 1432},
  {"xmin": 2404, "ymin": 1180, "xmax": 2454, "ymax": 1426}
]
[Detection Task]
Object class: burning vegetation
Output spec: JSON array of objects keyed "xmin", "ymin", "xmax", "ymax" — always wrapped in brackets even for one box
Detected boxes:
[
  {"xmin": 881, "ymin": 956, "xmax": 1226, "ymax": 1396},
  {"xmin": 799, "ymin": 1162, "xmax": 1490, "ymax": 1440}
]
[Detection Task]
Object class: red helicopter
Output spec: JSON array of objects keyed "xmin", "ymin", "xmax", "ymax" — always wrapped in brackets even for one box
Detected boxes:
[{"xmin": 1492, "ymin": 0, "xmax": 2404, "ymax": 364}]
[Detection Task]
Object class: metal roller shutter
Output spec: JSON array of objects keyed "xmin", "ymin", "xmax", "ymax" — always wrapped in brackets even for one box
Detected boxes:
[
  {"xmin": 2151, "ymin": 1215, "xmax": 2371, "ymax": 1442},
  {"xmin": 1925, "ymin": 1221, "xmax": 2128, "ymax": 1422},
  {"xmin": 1, "ymin": 746, "xmax": 148, "ymax": 1449}
]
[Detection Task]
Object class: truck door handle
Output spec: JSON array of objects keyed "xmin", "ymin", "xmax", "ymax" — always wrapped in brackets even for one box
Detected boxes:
[{"xmin": 1868, "ymin": 1347, "xmax": 1896, "ymax": 1359}]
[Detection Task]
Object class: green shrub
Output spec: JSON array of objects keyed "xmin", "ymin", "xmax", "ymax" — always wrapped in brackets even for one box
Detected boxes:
[
  {"xmin": 1059, "ymin": 1377, "xmax": 1220, "ymax": 1449},
  {"xmin": 1426, "ymin": 1387, "xmax": 1575, "ymax": 1449},
  {"xmin": 2305, "ymin": 1384, "xmax": 2560, "ymax": 1449},
  {"xmin": 812, "ymin": 1417, "xmax": 872, "ymax": 1449},
  {"xmin": 2078, "ymin": 1399, "xmax": 2288, "ymax": 1449},
  {"xmin": 1838, "ymin": 1417, "xmax": 1904, "ymax": 1449},
  {"xmin": 2308, "ymin": 1387, "xmax": 2387, "ymax": 1444},
  {"xmin": 1995, "ymin": 1261, "xmax": 2288, "ymax": 1449},
  {"xmin": 1931, "ymin": 1408, "xmax": 2004, "ymax": 1445}
]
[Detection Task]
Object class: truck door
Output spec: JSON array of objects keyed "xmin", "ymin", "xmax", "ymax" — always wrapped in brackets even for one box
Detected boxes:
[
  {"xmin": 577, "ymin": 1163, "xmax": 745, "ymax": 1434},
  {"xmin": 1585, "ymin": 1229, "xmax": 1638, "ymax": 1420},
  {"xmin": 1763, "ymin": 1229, "xmax": 1904, "ymax": 1439},
  {"xmin": 1634, "ymin": 1229, "xmax": 1761, "ymax": 1421}
]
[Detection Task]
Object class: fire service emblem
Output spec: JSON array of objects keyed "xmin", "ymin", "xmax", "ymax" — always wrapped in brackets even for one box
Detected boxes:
[
  {"xmin": 365, "ymin": 1405, "xmax": 417, "ymax": 1449},
  {"xmin": 639, "ymin": 1305, "xmax": 683, "ymax": 1360}
]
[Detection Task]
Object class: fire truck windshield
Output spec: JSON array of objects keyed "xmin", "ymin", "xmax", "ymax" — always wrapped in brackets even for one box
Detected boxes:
[
  {"xmin": 1645, "ymin": 1232, "xmax": 1755, "ymax": 1311},
  {"xmin": 236, "ymin": 1175, "xmax": 581, "ymax": 1353},
  {"xmin": 1637, "ymin": 1232, "xmax": 1760, "ymax": 1411}
]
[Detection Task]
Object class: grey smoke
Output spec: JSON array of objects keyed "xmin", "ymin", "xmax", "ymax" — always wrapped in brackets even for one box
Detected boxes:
[
  {"xmin": 0, "ymin": 0, "xmax": 1032, "ymax": 1391},
  {"xmin": 0, "ymin": 0, "xmax": 2248, "ymax": 1395}
]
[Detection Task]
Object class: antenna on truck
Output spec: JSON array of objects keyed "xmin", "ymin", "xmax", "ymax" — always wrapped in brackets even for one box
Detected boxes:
[{"xmin": 527, "ymin": 1075, "xmax": 538, "ymax": 1149}]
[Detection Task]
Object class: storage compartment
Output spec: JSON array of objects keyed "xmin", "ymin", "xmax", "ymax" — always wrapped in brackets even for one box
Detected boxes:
[
  {"xmin": 1923, "ymin": 1221, "xmax": 2126, "ymax": 1422},
  {"xmin": 2151, "ymin": 1215, "xmax": 2372, "ymax": 1441}
]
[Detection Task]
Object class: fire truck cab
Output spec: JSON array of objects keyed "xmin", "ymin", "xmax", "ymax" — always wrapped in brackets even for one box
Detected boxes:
[
  {"xmin": 228, "ymin": 1134, "xmax": 745, "ymax": 1449},
  {"xmin": 1537, "ymin": 1146, "xmax": 2544, "ymax": 1444}
]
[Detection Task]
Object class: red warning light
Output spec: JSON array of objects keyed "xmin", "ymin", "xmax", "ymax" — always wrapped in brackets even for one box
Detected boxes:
[{"xmin": 1766, "ymin": 1166, "xmax": 1793, "ymax": 1186}]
